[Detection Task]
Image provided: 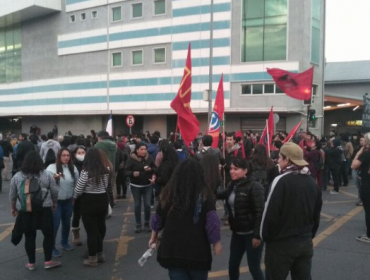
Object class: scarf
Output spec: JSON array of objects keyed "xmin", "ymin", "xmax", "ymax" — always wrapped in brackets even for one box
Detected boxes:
[{"xmin": 281, "ymin": 164, "xmax": 311, "ymax": 175}]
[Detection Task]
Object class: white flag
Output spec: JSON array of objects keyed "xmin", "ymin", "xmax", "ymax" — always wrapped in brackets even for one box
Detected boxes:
[{"xmin": 106, "ymin": 114, "xmax": 113, "ymax": 136}]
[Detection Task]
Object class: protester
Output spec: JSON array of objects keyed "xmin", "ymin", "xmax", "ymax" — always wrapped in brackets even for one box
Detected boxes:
[
  {"xmin": 200, "ymin": 154, "xmax": 221, "ymax": 197},
  {"xmin": 73, "ymin": 148, "xmax": 112, "ymax": 267},
  {"xmin": 9, "ymin": 151, "xmax": 61, "ymax": 270},
  {"xmin": 0, "ymin": 133, "xmax": 13, "ymax": 181},
  {"xmin": 195, "ymin": 135, "xmax": 223, "ymax": 161},
  {"xmin": 71, "ymin": 146, "xmax": 86, "ymax": 246},
  {"xmin": 174, "ymin": 140, "xmax": 187, "ymax": 162},
  {"xmin": 352, "ymin": 136, "xmax": 365, "ymax": 205},
  {"xmin": 261, "ymin": 142, "xmax": 322, "ymax": 280},
  {"xmin": 147, "ymin": 135, "xmax": 159, "ymax": 161},
  {"xmin": 351, "ymin": 132, "xmax": 370, "ymax": 243},
  {"xmin": 326, "ymin": 139, "xmax": 343, "ymax": 194},
  {"xmin": 47, "ymin": 148, "xmax": 79, "ymax": 257},
  {"xmin": 218, "ymin": 158, "xmax": 265, "ymax": 280},
  {"xmin": 16, "ymin": 133, "xmax": 36, "ymax": 170},
  {"xmin": 149, "ymin": 159, "xmax": 221, "ymax": 279},
  {"xmin": 39, "ymin": 132, "xmax": 61, "ymax": 162},
  {"xmin": 125, "ymin": 143, "xmax": 157, "ymax": 233}
]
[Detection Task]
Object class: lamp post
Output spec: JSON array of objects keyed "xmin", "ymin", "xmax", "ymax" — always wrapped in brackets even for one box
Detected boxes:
[{"xmin": 207, "ymin": 0, "xmax": 214, "ymax": 125}]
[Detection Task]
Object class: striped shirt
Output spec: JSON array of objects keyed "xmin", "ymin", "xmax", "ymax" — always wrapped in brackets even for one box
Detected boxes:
[{"xmin": 74, "ymin": 170, "xmax": 109, "ymax": 198}]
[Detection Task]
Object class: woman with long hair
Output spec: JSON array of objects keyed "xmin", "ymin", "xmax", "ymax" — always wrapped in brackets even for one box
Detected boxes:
[
  {"xmin": 9, "ymin": 151, "xmax": 61, "ymax": 270},
  {"xmin": 125, "ymin": 143, "xmax": 157, "ymax": 233},
  {"xmin": 200, "ymin": 154, "xmax": 221, "ymax": 196},
  {"xmin": 73, "ymin": 148, "xmax": 112, "ymax": 267},
  {"xmin": 218, "ymin": 158, "xmax": 265, "ymax": 280},
  {"xmin": 70, "ymin": 146, "xmax": 87, "ymax": 246},
  {"xmin": 47, "ymin": 148, "xmax": 79, "ymax": 257},
  {"xmin": 249, "ymin": 144, "xmax": 278, "ymax": 196},
  {"xmin": 149, "ymin": 159, "xmax": 222, "ymax": 280}
]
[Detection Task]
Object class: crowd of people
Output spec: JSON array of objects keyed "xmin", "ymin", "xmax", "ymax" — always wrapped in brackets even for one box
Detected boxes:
[{"xmin": 1, "ymin": 125, "xmax": 369, "ymax": 279}]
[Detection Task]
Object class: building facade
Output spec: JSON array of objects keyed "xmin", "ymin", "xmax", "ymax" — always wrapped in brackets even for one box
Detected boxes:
[{"xmin": 0, "ymin": 0, "xmax": 324, "ymax": 138}]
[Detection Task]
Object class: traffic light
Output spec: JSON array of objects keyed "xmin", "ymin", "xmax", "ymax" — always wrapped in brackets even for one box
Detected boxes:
[{"xmin": 309, "ymin": 109, "xmax": 316, "ymax": 121}]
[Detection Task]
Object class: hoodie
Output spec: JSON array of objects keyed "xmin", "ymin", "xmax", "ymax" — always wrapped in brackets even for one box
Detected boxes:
[
  {"xmin": 40, "ymin": 139, "xmax": 61, "ymax": 162},
  {"xmin": 147, "ymin": 143, "xmax": 159, "ymax": 161},
  {"xmin": 95, "ymin": 139, "xmax": 117, "ymax": 169},
  {"xmin": 46, "ymin": 163, "xmax": 79, "ymax": 200}
]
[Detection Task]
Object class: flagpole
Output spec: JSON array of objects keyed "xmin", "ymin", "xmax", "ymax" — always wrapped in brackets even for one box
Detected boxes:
[
  {"xmin": 222, "ymin": 114, "xmax": 226, "ymax": 189},
  {"xmin": 207, "ymin": 0, "xmax": 214, "ymax": 125},
  {"xmin": 174, "ymin": 118, "xmax": 179, "ymax": 142},
  {"xmin": 266, "ymin": 119, "xmax": 271, "ymax": 157}
]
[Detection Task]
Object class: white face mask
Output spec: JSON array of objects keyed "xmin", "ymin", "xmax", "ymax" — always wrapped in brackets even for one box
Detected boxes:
[{"xmin": 76, "ymin": 154, "xmax": 85, "ymax": 162}]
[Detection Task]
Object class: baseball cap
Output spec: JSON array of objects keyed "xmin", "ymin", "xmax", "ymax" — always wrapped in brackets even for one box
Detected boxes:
[{"xmin": 280, "ymin": 142, "xmax": 308, "ymax": 166}]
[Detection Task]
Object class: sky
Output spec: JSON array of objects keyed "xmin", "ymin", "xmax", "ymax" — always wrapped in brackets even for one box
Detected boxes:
[{"xmin": 326, "ymin": 0, "xmax": 370, "ymax": 62}]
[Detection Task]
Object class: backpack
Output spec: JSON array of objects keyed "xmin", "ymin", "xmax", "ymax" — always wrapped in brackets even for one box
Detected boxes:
[
  {"xmin": 251, "ymin": 168, "xmax": 269, "ymax": 188},
  {"xmin": 17, "ymin": 176, "xmax": 49, "ymax": 212},
  {"xmin": 314, "ymin": 153, "xmax": 324, "ymax": 170}
]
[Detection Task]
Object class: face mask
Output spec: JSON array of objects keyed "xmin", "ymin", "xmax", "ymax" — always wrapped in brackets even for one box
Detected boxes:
[{"xmin": 76, "ymin": 154, "xmax": 85, "ymax": 162}]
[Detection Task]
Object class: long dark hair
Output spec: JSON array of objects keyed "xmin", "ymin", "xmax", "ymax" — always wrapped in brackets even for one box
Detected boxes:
[
  {"xmin": 21, "ymin": 151, "xmax": 45, "ymax": 175},
  {"xmin": 200, "ymin": 154, "xmax": 220, "ymax": 195},
  {"xmin": 56, "ymin": 148, "xmax": 75, "ymax": 178},
  {"xmin": 250, "ymin": 144, "xmax": 268, "ymax": 168},
  {"xmin": 82, "ymin": 148, "xmax": 111, "ymax": 185},
  {"xmin": 160, "ymin": 159, "xmax": 210, "ymax": 212},
  {"xmin": 162, "ymin": 144, "xmax": 180, "ymax": 166}
]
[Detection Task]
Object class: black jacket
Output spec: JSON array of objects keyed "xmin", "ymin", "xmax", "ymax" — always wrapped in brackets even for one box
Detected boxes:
[
  {"xmin": 261, "ymin": 171, "xmax": 322, "ymax": 243},
  {"xmin": 218, "ymin": 177, "xmax": 265, "ymax": 238},
  {"xmin": 124, "ymin": 153, "xmax": 156, "ymax": 185},
  {"xmin": 17, "ymin": 140, "xmax": 35, "ymax": 166},
  {"xmin": 326, "ymin": 147, "xmax": 342, "ymax": 170},
  {"xmin": 0, "ymin": 140, "xmax": 13, "ymax": 157},
  {"xmin": 155, "ymin": 160, "xmax": 176, "ymax": 187}
]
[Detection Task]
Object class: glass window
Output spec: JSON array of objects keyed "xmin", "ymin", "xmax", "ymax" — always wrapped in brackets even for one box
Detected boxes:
[
  {"xmin": 275, "ymin": 85, "xmax": 283, "ymax": 94},
  {"xmin": 264, "ymin": 84, "xmax": 274, "ymax": 94},
  {"xmin": 0, "ymin": 24, "xmax": 22, "ymax": 84},
  {"xmin": 132, "ymin": 3, "xmax": 143, "ymax": 18},
  {"xmin": 154, "ymin": 0, "xmax": 166, "ymax": 15},
  {"xmin": 242, "ymin": 85, "xmax": 252, "ymax": 94},
  {"xmin": 241, "ymin": 0, "xmax": 287, "ymax": 62},
  {"xmin": 92, "ymin": 11, "xmax": 98, "ymax": 19},
  {"xmin": 81, "ymin": 13, "xmax": 86, "ymax": 21},
  {"xmin": 253, "ymin": 84, "xmax": 263, "ymax": 94},
  {"xmin": 112, "ymin": 7, "xmax": 122, "ymax": 22},
  {"xmin": 153, "ymin": 48, "xmax": 165, "ymax": 63},
  {"xmin": 112, "ymin": 52, "xmax": 122, "ymax": 67},
  {"xmin": 311, "ymin": 0, "xmax": 321, "ymax": 64},
  {"xmin": 70, "ymin": 15, "xmax": 76, "ymax": 23},
  {"xmin": 132, "ymin": 50, "xmax": 143, "ymax": 65}
]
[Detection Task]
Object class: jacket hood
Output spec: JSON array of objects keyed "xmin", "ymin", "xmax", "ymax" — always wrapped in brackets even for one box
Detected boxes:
[
  {"xmin": 147, "ymin": 144, "xmax": 159, "ymax": 154},
  {"xmin": 130, "ymin": 152, "xmax": 149, "ymax": 162},
  {"xmin": 226, "ymin": 144, "xmax": 240, "ymax": 154},
  {"xmin": 45, "ymin": 139, "xmax": 58, "ymax": 147},
  {"xmin": 99, "ymin": 139, "xmax": 117, "ymax": 152}
]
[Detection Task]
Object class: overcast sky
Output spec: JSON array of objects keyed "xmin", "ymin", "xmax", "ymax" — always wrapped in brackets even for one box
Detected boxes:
[{"xmin": 326, "ymin": 0, "xmax": 370, "ymax": 62}]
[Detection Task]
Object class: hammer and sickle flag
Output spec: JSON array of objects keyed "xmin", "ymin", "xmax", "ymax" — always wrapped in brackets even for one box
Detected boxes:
[
  {"xmin": 267, "ymin": 67, "xmax": 314, "ymax": 101},
  {"xmin": 170, "ymin": 43, "xmax": 200, "ymax": 147}
]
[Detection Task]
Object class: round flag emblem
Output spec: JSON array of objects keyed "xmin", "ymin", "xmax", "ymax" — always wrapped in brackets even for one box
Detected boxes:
[{"xmin": 209, "ymin": 112, "xmax": 221, "ymax": 132}]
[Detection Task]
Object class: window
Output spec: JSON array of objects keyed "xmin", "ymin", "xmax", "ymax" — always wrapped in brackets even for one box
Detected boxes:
[
  {"xmin": 241, "ymin": 83, "xmax": 284, "ymax": 95},
  {"xmin": 241, "ymin": 0, "xmax": 287, "ymax": 62},
  {"xmin": 80, "ymin": 13, "xmax": 86, "ymax": 21},
  {"xmin": 132, "ymin": 3, "xmax": 143, "ymax": 19},
  {"xmin": 311, "ymin": 0, "xmax": 321, "ymax": 64},
  {"xmin": 112, "ymin": 52, "xmax": 122, "ymax": 67},
  {"xmin": 132, "ymin": 50, "xmax": 143, "ymax": 65},
  {"xmin": 0, "ymin": 24, "xmax": 22, "ymax": 84},
  {"xmin": 112, "ymin": 6, "xmax": 122, "ymax": 22},
  {"xmin": 70, "ymin": 15, "xmax": 76, "ymax": 23},
  {"xmin": 154, "ymin": 0, "xmax": 166, "ymax": 15},
  {"xmin": 153, "ymin": 47, "xmax": 166, "ymax": 63},
  {"xmin": 91, "ymin": 11, "xmax": 98, "ymax": 19}
]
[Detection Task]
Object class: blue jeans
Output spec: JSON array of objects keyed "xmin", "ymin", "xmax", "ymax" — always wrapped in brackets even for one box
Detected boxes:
[
  {"xmin": 53, "ymin": 199, "xmax": 73, "ymax": 247},
  {"xmin": 352, "ymin": 169, "xmax": 361, "ymax": 200},
  {"xmin": 130, "ymin": 185, "xmax": 152, "ymax": 226},
  {"xmin": 168, "ymin": 267, "xmax": 208, "ymax": 280},
  {"xmin": 229, "ymin": 232, "xmax": 264, "ymax": 280}
]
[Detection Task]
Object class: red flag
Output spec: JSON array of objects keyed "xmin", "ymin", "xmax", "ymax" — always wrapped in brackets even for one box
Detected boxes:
[
  {"xmin": 283, "ymin": 120, "xmax": 302, "ymax": 143},
  {"xmin": 267, "ymin": 67, "xmax": 314, "ymax": 100},
  {"xmin": 235, "ymin": 130, "xmax": 245, "ymax": 159},
  {"xmin": 259, "ymin": 106, "xmax": 274, "ymax": 150},
  {"xmin": 207, "ymin": 74, "xmax": 224, "ymax": 148},
  {"xmin": 170, "ymin": 43, "xmax": 200, "ymax": 147}
]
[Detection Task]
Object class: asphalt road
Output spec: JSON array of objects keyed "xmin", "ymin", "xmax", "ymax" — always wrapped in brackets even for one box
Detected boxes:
[{"xmin": 0, "ymin": 179, "xmax": 370, "ymax": 280}]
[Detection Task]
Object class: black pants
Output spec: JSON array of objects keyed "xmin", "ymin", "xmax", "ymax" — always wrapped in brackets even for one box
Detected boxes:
[
  {"xmin": 329, "ymin": 168, "xmax": 340, "ymax": 192},
  {"xmin": 72, "ymin": 196, "xmax": 82, "ymax": 228},
  {"xmin": 116, "ymin": 169, "xmax": 127, "ymax": 196},
  {"xmin": 81, "ymin": 193, "xmax": 108, "ymax": 256},
  {"xmin": 0, "ymin": 168, "xmax": 2, "ymax": 191},
  {"xmin": 339, "ymin": 162, "xmax": 348, "ymax": 186},
  {"xmin": 361, "ymin": 190, "xmax": 370, "ymax": 237},
  {"xmin": 23, "ymin": 208, "xmax": 54, "ymax": 263},
  {"xmin": 265, "ymin": 238, "xmax": 313, "ymax": 280}
]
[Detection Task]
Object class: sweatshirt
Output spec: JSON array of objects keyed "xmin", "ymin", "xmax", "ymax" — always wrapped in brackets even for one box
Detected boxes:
[
  {"xmin": 40, "ymin": 139, "xmax": 61, "ymax": 162},
  {"xmin": 95, "ymin": 139, "xmax": 117, "ymax": 170},
  {"xmin": 46, "ymin": 163, "xmax": 79, "ymax": 200}
]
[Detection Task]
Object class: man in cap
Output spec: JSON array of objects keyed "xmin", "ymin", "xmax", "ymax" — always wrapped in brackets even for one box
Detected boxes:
[{"xmin": 260, "ymin": 142, "xmax": 322, "ymax": 280}]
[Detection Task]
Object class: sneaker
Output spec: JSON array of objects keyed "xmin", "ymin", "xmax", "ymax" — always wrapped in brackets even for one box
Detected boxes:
[
  {"xmin": 144, "ymin": 224, "xmax": 151, "ymax": 232},
  {"xmin": 61, "ymin": 244, "xmax": 74, "ymax": 251},
  {"xmin": 25, "ymin": 263, "xmax": 36, "ymax": 271},
  {"xmin": 44, "ymin": 260, "xmax": 61, "ymax": 270},
  {"xmin": 52, "ymin": 248, "xmax": 62, "ymax": 258},
  {"xmin": 135, "ymin": 226, "xmax": 142, "ymax": 233},
  {"xmin": 330, "ymin": 190, "xmax": 339, "ymax": 195},
  {"xmin": 356, "ymin": 235, "xmax": 370, "ymax": 243}
]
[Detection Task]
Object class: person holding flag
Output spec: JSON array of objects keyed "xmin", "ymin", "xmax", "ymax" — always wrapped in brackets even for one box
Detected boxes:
[{"xmin": 259, "ymin": 107, "xmax": 274, "ymax": 156}]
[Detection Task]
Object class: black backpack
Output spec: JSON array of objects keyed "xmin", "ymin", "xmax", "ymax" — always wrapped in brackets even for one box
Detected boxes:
[
  {"xmin": 18, "ymin": 177, "xmax": 49, "ymax": 212},
  {"xmin": 251, "ymin": 168, "xmax": 269, "ymax": 187}
]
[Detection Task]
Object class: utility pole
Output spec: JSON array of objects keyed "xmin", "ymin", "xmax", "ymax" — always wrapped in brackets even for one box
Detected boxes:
[{"xmin": 207, "ymin": 0, "xmax": 214, "ymax": 125}]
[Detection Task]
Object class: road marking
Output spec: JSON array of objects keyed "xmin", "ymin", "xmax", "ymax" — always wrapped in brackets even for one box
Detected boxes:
[
  {"xmin": 339, "ymin": 190, "xmax": 358, "ymax": 199},
  {"xmin": 209, "ymin": 264, "xmax": 266, "ymax": 278},
  {"xmin": 313, "ymin": 206, "xmax": 363, "ymax": 247},
  {"xmin": 324, "ymin": 200, "xmax": 357, "ymax": 204},
  {"xmin": 0, "ymin": 222, "xmax": 14, "ymax": 228},
  {"xmin": 0, "ymin": 226, "xmax": 13, "ymax": 242},
  {"xmin": 321, "ymin": 212, "xmax": 334, "ymax": 219}
]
